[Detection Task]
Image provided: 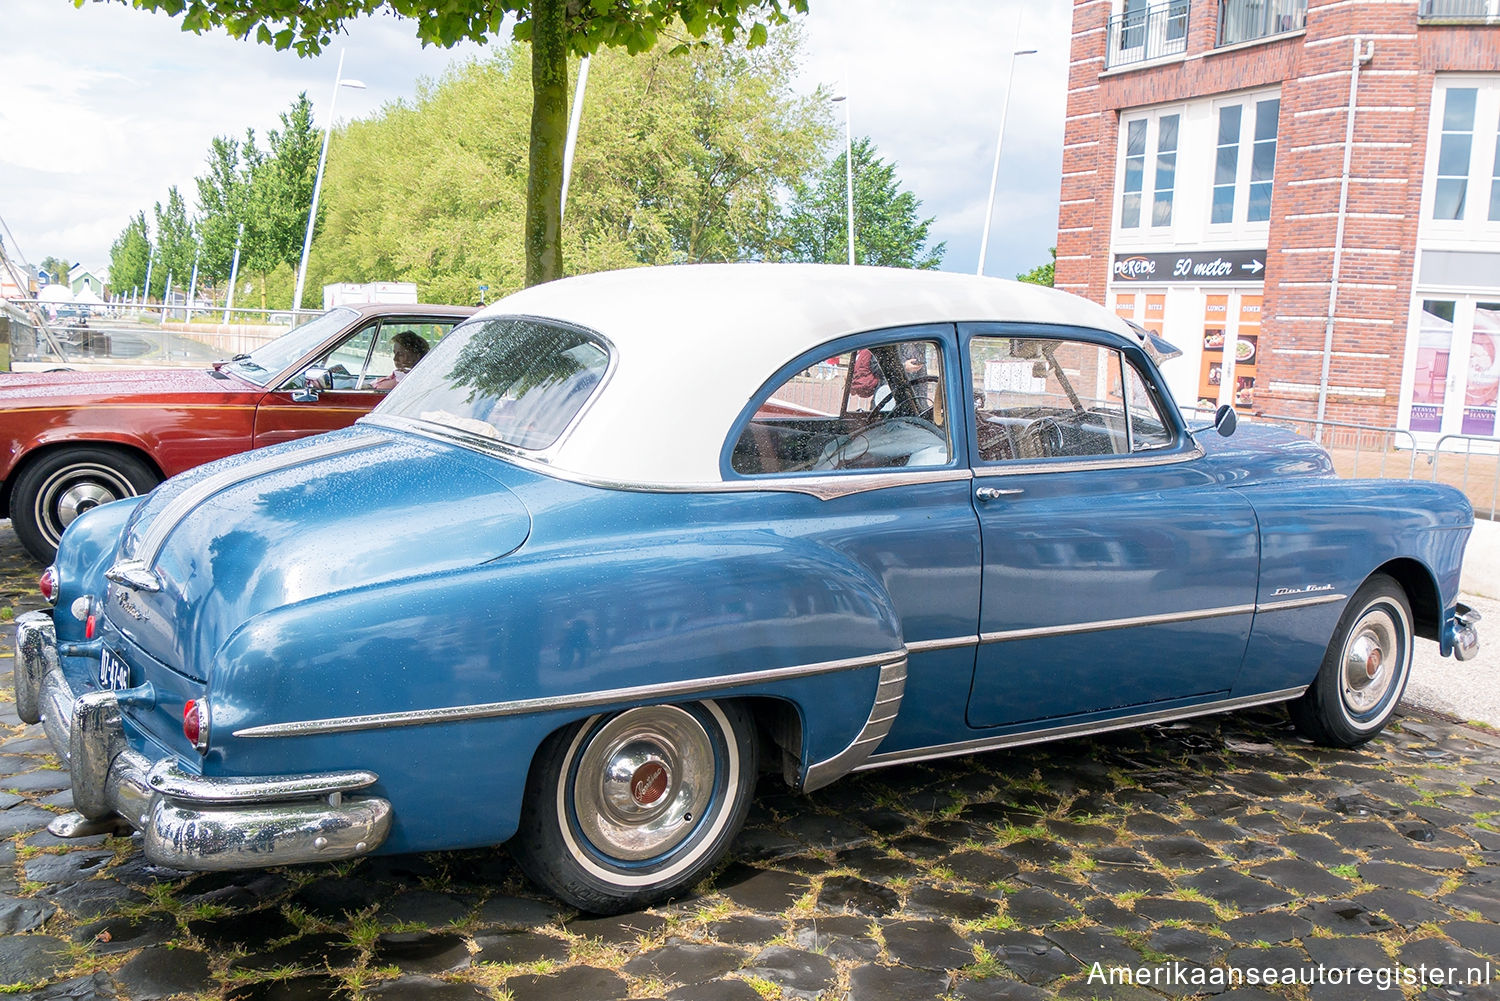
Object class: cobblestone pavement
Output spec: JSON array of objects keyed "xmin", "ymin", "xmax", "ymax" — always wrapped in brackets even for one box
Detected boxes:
[{"xmin": 2, "ymin": 525, "xmax": 1499, "ymax": 1001}]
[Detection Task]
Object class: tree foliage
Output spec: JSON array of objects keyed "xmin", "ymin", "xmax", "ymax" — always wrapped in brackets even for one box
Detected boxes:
[
  {"xmin": 307, "ymin": 34, "xmax": 828, "ymax": 304},
  {"xmin": 152, "ymin": 186, "xmax": 196, "ymax": 296},
  {"xmin": 95, "ymin": 0, "xmax": 808, "ymax": 285},
  {"xmin": 1017, "ymin": 247, "xmax": 1055, "ymax": 287},
  {"xmin": 776, "ymin": 136, "xmax": 944, "ymax": 270},
  {"xmin": 107, "ymin": 213, "xmax": 150, "ymax": 295},
  {"xmin": 37, "ymin": 256, "xmax": 72, "ymax": 283}
]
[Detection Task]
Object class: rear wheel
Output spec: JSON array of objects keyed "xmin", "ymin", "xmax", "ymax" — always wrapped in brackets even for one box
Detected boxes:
[
  {"xmin": 1290, "ymin": 574, "xmax": 1412, "ymax": 747},
  {"xmin": 10, "ymin": 448, "xmax": 159, "ymax": 562},
  {"xmin": 511, "ymin": 700, "xmax": 758, "ymax": 914}
]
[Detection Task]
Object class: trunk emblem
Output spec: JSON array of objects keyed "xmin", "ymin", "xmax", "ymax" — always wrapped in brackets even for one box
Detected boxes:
[{"xmin": 111, "ymin": 586, "xmax": 149, "ymax": 623}]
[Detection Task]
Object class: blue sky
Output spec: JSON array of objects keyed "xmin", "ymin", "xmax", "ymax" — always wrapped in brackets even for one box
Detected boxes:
[{"xmin": 0, "ymin": 0, "xmax": 1070, "ymax": 286}]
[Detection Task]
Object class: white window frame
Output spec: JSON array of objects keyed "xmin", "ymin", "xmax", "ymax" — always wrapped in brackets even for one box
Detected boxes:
[
  {"xmin": 1421, "ymin": 77, "xmax": 1500, "ymax": 238},
  {"xmin": 1116, "ymin": 107, "xmax": 1186, "ymax": 236},
  {"xmin": 1206, "ymin": 88, "xmax": 1282, "ymax": 237}
]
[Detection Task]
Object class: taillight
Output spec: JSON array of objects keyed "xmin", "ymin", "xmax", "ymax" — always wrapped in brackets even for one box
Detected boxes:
[
  {"xmin": 38, "ymin": 566, "xmax": 58, "ymax": 604},
  {"xmin": 183, "ymin": 700, "xmax": 210, "ymax": 753}
]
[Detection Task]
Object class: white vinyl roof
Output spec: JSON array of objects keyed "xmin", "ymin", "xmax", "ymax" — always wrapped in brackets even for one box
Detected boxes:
[{"xmin": 476, "ymin": 264, "xmax": 1137, "ymax": 484}]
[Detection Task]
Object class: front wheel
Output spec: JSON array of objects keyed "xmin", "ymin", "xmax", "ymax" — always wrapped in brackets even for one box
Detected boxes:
[
  {"xmin": 1290, "ymin": 574, "xmax": 1413, "ymax": 747},
  {"xmin": 10, "ymin": 448, "xmax": 160, "ymax": 562},
  {"xmin": 511, "ymin": 700, "xmax": 758, "ymax": 914}
]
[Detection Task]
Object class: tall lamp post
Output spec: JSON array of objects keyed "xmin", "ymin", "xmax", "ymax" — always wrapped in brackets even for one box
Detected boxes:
[
  {"xmin": 831, "ymin": 91, "xmax": 854, "ymax": 266},
  {"xmin": 292, "ymin": 49, "xmax": 365, "ymax": 317},
  {"xmin": 976, "ymin": 47, "xmax": 1038, "ymax": 277}
]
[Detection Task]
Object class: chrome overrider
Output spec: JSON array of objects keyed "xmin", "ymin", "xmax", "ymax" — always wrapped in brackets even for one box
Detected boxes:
[
  {"xmin": 13, "ymin": 611, "xmax": 392, "ymax": 870},
  {"xmin": 1449, "ymin": 602, "xmax": 1482, "ymax": 662}
]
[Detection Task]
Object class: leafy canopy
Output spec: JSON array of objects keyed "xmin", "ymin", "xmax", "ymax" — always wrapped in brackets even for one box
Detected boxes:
[{"xmin": 1017, "ymin": 247, "xmax": 1055, "ymax": 287}]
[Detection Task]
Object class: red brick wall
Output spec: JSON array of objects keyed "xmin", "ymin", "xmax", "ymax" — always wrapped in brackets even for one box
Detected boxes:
[{"xmin": 1058, "ymin": 0, "xmax": 1500, "ymax": 428}]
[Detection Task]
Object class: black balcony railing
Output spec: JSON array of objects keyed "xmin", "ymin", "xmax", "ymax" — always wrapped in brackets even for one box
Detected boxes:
[
  {"xmin": 1218, "ymin": 0, "xmax": 1307, "ymax": 46},
  {"xmin": 1106, "ymin": 1, "xmax": 1191, "ymax": 69},
  {"xmin": 1418, "ymin": 0, "xmax": 1500, "ymax": 21}
]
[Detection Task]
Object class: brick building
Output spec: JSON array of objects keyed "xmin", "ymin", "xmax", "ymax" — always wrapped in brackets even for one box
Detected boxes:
[{"xmin": 1058, "ymin": 0, "xmax": 1500, "ymax": 442}]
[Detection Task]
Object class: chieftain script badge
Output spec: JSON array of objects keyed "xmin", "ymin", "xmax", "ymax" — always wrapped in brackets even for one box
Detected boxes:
[
  {"xmin": 1271, "ymin": 584, "xmax": 1335, "ymax": 596},
  {"xmin": 113, "ymin": 587, "xmax": 149, "ymax": 622}
]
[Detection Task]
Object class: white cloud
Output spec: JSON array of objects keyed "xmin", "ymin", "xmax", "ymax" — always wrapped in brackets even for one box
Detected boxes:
[{"xmin": 0, "ymin": 0, "xmax": 1069, "ymax": 283}]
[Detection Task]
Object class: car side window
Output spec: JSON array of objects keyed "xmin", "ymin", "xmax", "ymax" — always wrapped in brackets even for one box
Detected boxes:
[
  {"xmin": 970, "ymin": 336, "xmax": 1172, "ymax": 463},
  {"xmin": 367, "ymin": 321, "xmax": 456, "ymax": 390},
  {"xmin": 731, "ymin": 338, "xmax": 950, "ymax": 475},
  {"xmin": 318, "ymin": 323, "xmax": 379, "ymax": 390}
]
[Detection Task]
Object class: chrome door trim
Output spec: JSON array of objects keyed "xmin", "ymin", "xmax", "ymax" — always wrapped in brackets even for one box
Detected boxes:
[
  {"xmin": 979, "ymin": 603, "xmax": 1256, "ymax": 644},
  {"xmin": 905, "ymin": 635, "xmax": 981, "ymax": 653},
  {"xmin": 857, "ymin": 686, "xmax": 1308, "ymax": 770},
  {"xmin": 234, "ymin": 648, "xmax": 906, "ymax": 738},
  {"xmin": 1256, "ymin": 593, "xmax": 1347, "ymax": 613}
]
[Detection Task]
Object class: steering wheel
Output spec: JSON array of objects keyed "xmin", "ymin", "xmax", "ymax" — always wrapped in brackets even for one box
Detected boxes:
[
  {"xmin": 869, "ymin": 375, "xmax": 942, "ymax": 422},
  {"xmin": 1022, "ymin": 416, "xmax": 1067, "ymax": 459}
]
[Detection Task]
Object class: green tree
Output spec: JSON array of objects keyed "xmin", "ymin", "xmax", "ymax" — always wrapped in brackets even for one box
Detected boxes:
[
  {"xmin": 152, "ymin": 186, "xmax": 196, "ymax": 298},
  {"xmin": 37, "ymin": 256, "xmax": 71, "ymax": 284},
  {"xmin": 107, "ymin": 213, "xmax": 151, "ymax": 295},
  {"xmin": 777, "ymin": 136, "xmax": 944, "ymax": 269},
  {"xmin": 1017, "ymin": 247, "xmax": 1055, "ymax": 287},
  {"xmin": 98, "ymin": 0, "xmax": 807, "ymax": 287},
  {"xmin": 195, "ymin": 134, "xmax": 258, "ymax": 284},
  {"xmin": 307, "ymin": 34, "xmax": 827, "ymax": 303}
]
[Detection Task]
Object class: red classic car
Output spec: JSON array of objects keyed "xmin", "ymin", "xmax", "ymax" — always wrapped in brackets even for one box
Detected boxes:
[{"xmin": 0, "ymin": 303, "xmax": 475, "ymax": 560}]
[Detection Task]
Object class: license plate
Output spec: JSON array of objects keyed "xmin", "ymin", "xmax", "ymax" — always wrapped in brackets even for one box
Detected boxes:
[{"xmin": 98, "ymin": 648, "xmax": 130, "ymax": 692}]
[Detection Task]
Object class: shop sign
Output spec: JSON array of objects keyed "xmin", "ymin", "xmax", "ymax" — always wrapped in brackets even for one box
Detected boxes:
[{"xmin": 1112, "ymin": 250, "xmax": 1267, "ymax": 284}]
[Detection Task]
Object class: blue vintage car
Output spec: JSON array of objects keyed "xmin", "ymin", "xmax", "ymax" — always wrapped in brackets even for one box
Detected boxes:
[{"xmin": 14, "ymin": 264, "xmax": 1481, "ymax": 912}]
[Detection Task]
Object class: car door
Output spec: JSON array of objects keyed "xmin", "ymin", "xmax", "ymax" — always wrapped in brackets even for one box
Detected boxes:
[
  {"xmin": 253, "ymin": 318, "xmax": 457, "ymax": 447},
  {"xmin": 961, "ymin": 323, "xmax": 1259, "ymax": 729}
]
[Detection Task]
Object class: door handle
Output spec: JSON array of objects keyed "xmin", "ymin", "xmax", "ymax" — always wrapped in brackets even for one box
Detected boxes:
[{"xmin": 976, "ymin": 486, "xmax": 1024, "ymax": 501}]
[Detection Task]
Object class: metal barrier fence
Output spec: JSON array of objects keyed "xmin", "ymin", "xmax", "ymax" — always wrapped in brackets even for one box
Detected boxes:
[{"xmin": 1186, "ymin": 406, "xmax": 1500, "ymax": 519}]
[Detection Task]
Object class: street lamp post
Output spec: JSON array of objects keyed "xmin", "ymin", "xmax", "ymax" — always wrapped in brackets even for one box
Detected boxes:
[
  {"xmin": 292, "ymin": 49, "xmax": 365, "ymax": 318},
  {"xmin": 976, "ymin": 48, "xmax": 1038, "ymax": 277},
  {"xmin": 223, "ymin": 222, "xmax": 245, "ymax": 324},
  {"xmin": 560, "ymin": 55, "xmax": 591, "ymax": 220},
  {"xmin": 831, "ymin": 92, "xmax": 855, "ymax": 266}
]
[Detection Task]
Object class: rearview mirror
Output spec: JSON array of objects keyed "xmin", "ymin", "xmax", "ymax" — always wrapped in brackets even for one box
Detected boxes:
[{"xmin": 1214, "ymin": 404, "xmax": 1238, "ymax": 437}]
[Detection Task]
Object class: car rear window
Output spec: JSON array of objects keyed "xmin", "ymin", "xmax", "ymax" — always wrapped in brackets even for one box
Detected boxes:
[{"xmin": 376, "ymin": 316, "xmax": 609, "ymax": 451}]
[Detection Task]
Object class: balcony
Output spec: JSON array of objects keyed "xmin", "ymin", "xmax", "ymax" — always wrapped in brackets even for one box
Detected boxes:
[
  {"xmin": 1418, "ymin": 0, "xmax": 1500, "ymax": 22},
  {"xmin": 1218, "ymin": 0, "xmax": 1307, "ymax": 47},
  {"xmin": 1106, "ymin": 1, "xmax": 1191, "ymax": 69}
]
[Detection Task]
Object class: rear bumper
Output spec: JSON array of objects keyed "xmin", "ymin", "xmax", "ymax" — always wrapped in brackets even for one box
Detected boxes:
[{"xmin": 14, "ymin": 610, "xmax": 392, "ymax": 870}]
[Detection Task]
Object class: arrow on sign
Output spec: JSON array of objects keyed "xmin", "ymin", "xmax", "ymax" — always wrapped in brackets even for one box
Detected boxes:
[{"xmin": 1241, "ymin": 259, "xmax": 1265, "ymax": 274}]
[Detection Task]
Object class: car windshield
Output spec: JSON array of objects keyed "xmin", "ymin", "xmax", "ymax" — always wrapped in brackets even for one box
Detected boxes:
[
  {"xmin": 377, "ymin": 316, "xmax": 609, "ymax": 451},
  {"xmin": 219, "ymin": 308, "xmax": 359, "ymax": 386}
]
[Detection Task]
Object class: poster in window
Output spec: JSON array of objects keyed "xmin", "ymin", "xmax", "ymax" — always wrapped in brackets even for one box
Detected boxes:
[
  {"xmin": 1198, "ymin": 295, "xmax": 1228, "ymax": 410},
  {"xmin": 1411, "ymin": 301, "xmax": 1455, "ymax": 433},
  {"xmin": 1462, "ymin": 304, "xmax": 1500, "ymax": 435},
  {"xmin": 1233, "ymin": 295, "xmax": 1261, "ymax": 411}
]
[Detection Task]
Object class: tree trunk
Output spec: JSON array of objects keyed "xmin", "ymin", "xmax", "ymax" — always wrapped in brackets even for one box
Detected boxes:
[{"xmin": 525, "ymin": 0, "xmax": 568, "ymax": 286}]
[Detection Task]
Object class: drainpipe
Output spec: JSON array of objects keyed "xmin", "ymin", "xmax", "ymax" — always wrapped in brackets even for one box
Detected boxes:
[{"xmin": 1315, "ymin": 37, "xmax": 1376, "ymax": 437}]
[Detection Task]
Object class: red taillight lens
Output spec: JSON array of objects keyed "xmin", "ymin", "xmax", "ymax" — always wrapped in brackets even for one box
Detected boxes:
[
  {"xmin": 85, "ymin": 614, "xmax": 96, "ymax": 640},
  {"xmin": 183, "ymin": 700, "xmax": 209, "ymax": 753},
  {"xmin": 38, "ymin": 566, "xmax": 58, "ymax": 604}
]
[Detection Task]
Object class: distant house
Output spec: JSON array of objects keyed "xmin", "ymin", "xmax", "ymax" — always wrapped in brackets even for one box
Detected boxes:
[{"xmin": 69, "ymin": 265, "xmax": 106, "ymax": 298}]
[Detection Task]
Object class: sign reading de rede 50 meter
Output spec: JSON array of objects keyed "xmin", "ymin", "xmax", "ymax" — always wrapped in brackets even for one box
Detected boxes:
[{"xmin": 1112, "ymin": 250, "xmax": 1267, "ymax": 284}]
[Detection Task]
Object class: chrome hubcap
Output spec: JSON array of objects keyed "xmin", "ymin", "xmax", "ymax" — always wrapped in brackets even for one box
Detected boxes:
[
  {"xmin": 574, "ymin": 705, "xmax": 714, "ymax": 862},
  {"xmin": 58, "ymin": 483, "xmax": 116, "ymax": 526},
  {"xmin": 1342, "ymin": 608, "xmax": 1399, "ymax": 715}
]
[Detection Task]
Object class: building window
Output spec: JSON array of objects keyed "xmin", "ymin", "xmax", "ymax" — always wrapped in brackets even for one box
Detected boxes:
[
  {"xmin": 1219, "ymin": 0, "xmax": 1307, "ymax": 46},
  {"xmin": 1153, "ymin": 115, "xmax": 1179, "ymax": 226},
  {"xmin": 1435, "ymin": 88, "xmax": 1478, "ymax": 220},
  {"xmin": 1425, "ymin": 80, "xmax": 1500, "ymax": 231},
  {"xmin": 1208, "ymin": 94, "xmax": 1280, "ymax": 227},
  {"xmin": 1120, "ymin": 113, "xmax": 1179, "ymax": 230}
]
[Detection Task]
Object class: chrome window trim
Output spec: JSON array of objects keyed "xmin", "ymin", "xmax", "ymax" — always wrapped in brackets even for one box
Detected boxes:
[
  {"xmin": 235, "ymin": 648, "xmax": 906, "ymax": 739},
  {"xmin": 857, "ymin": 686, "xmax": 1309, "ymax": 770},
  {"xmin": 364, "ymin": 415, "xmax": 977, "ymax": 501},
  {"xmin": 123, "ymin": 436, "xmax": 383, "ymax": 570},
  {"xmin": 972, "ymin": 444, "xmax": 1205, "ymax": 478}
]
